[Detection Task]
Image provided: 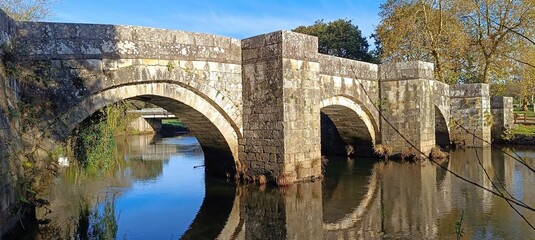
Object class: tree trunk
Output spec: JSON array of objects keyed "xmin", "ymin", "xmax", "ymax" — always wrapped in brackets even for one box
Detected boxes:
[{"xmin": 522, "ymin": 96, "xmax": 529, "ymax": 111}]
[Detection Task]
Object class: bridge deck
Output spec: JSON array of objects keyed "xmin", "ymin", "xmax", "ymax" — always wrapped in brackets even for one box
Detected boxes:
[{"xmin": 127, "ymin": 108, "xmax": 176, "ymax": 119}]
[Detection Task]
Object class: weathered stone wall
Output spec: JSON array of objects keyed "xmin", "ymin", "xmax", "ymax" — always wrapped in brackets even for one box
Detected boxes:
[
  {"xmin": 281, "ymin": 31, "xmax": 322, "ymax": 179},
  {"xmin": 379, "ymin": 61, "xmax": 436, "ymax": 155},
  {"xmin": 241, "ymin": 31, "xmax": 286, "ymax": 177},
  {"xmin": 491, "ymin": 96, "xmax": 513, "ymax": 141},
  {"xmin": 0, "ymin": 8, "xmax": 20, "ymax": 235},
  {"xmin": 241, "ymin": 31, "xmax": 321, "ymax": 180},
  {"xmin": 450, "ymin": 84, "xmax": 491, "ymax": 147}
]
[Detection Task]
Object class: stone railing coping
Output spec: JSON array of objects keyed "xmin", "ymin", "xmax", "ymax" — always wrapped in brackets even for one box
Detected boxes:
[
  {"xmin": 318, "ymin": 54, "xmax": 378, "ymax": 81},
  {"xmin": 451, "ymin": 83, "xmax": 490, "ymax": 98},
  {"xmin": 379, "ymin": 61, "xmax": 434, "ymax": 81},
  {"xmin": 14, "ymin": 21, "xmax": 242, "ymax": 63}
]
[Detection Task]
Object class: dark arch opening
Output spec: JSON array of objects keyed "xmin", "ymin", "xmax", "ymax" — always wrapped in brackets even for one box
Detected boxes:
[
  {"xmin": 132, "ymin": 95, "xmax": 236, "ymax": 177},
  {"xmin": 435, "ymin": 106, "xmax": 451, "ymax": 148},
  {"xmin": 67, "ymin": 95, "xmax": 236, "ymax": 178},
  {"xmin": 320, "ymin": 105, "xmax": 375, "ymax": 157}
]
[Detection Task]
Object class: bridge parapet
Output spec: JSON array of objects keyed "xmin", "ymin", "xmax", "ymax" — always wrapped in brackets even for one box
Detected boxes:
[{"xmin": 15, "ymin": 21, "xmax": 242, "ymax": 63}]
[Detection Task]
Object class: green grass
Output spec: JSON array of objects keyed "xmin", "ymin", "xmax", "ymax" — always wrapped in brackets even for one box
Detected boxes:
[
  {"xmin": 162, "ymin": 119, "xmax": 184, "ymax": 127},
  {"xmin": 513, "ymin": 107, "xmax": 535, "ymax": 117},
  {"xmin": 509, "ymin": 124, "xmax": 535, "ymax": 136}
]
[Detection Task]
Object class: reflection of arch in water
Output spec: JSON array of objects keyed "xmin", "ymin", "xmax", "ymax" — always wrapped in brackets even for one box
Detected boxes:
[
  {"xmin": 323, "ymin": 163, "xmax": 382, "ymax": 231},
  {"xmin": 320, "ymin": 95, "xmax": 378, "ymax": 156},
  {"xmin": 52, "ymin": 82, "xmax": 240, "ymax": 176},
  {"xmin": 180, "ymin": 178, "xmax": 238, "ymax": 239}
]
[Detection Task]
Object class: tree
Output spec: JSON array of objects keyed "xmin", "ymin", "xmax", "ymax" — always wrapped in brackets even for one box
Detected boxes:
[
  {"xmin": 514, "ymin": 37, "xmax": 535, "ymax": 111},
  {"xmin": 293, "ymin": 19, "xmax": 375, "ymax": 62},
  {"xmin": 376, "ymin": 0, "xmax": 535, "ymax": 85},
  {"xmin": 457, "ymin": 0, "xmax": 535, "ymax": 84},
  {"xmin": 0, "ymin": 0, "xmax": 57, "ymax": 21},
  {"xmin": 376, "ymin": 0, "xmax": 469, "ymax": 83}
]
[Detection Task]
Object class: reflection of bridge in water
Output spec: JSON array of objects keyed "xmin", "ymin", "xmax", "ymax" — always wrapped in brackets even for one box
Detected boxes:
[
  {"xmin": 185, "ymin": 148, "xmax": 534, "ymax": 239},
  {"xmin": 122, "ymin": 134, "xmax": 201, "ymax": 161}
]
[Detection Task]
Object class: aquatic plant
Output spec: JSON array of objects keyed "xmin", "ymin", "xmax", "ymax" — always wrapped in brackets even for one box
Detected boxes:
[
  {"xmin": 258, "ymin": 175, "xmax": 267, "ymax": 185},
  {"xmin": 430, "ymin": 146, "xmax": 448, "ymax": 160},
  {"xmin": 400, "ymin": 146, "xmax": 419, "ymax": 160},
  {"xmin": 276, "ymin": 173, "xmax": 295, "ymax": 187},
  {"xmin": 373, "ymin": 144, "xmax": 393, "ymax": 159}
]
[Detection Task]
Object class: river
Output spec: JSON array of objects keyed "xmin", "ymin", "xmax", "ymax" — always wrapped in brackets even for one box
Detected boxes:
[{"xmin": 13, "ymin": 134, "xmax": 535, "ymax": 239}]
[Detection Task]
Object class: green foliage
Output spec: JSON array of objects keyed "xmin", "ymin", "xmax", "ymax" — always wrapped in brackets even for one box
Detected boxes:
[
  {"xmin": 162, "ymin": 118, "xmax": 184, "ymax": 127},
  {"xmin": 508, "ymin": 125, "xmax": 535, "ymax": 137},
  {"xmin": 73, "ymin": 116, "xmax": 117, "ymax": 175},
  {"xmin": 70, "ymin": 101, "xmax": 145, "ymax": 175},
  {"xmin": 166, "ymin": 61, "xmax": 174, "ymax": 72},
  {"xmin": 376, "ymin": 0, "xmax": 534, "ymax": 85},
  {"xmin": 293, "ymin": 19, "xmax": 376, "ymax": 62}
]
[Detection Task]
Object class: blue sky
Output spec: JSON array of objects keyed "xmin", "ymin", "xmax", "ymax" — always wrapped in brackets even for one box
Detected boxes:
[{"xmin": 47, "ymin": 0, "xmax": 381, "ymax": 41}]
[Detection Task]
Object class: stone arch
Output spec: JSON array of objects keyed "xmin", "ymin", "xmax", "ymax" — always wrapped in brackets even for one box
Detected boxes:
[
  {"xmin": 434, "ymin": 105, "xmax": 451, "ymax": 147},
  {"xmin": 320, "ymin": 95, "xmax": 378, "ymax": 156},
  {"xmin": 50, "ymin": 82, "xmax": 241, "ymax": 176}
]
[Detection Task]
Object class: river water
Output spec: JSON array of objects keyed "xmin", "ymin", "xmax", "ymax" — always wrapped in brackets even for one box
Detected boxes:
[{"xmin": 16, "ymin": 134, "xmax": 535, "ymax": 239}]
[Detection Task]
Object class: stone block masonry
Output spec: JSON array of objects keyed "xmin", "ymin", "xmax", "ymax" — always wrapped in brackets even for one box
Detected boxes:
[
  {"xmin": 491, "ymin": 96, "xmax": 513, "ymax": 141},
  {"xmin": 379, "ymin": 61, "xmax": 436, "ymax": 155},
  {"xmin": 241, "ymin": 31, "xmax": 321, "ymax": 180},
  {"xmin": 0, "ymin": 9, "xmax": 21, "ymax": 235},
  {"xmin": 450, "ymin": 84, "xmax": 491, "ymax": 147}
]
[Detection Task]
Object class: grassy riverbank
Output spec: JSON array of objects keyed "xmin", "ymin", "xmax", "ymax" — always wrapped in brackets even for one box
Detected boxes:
[
  {"xmin": 162, "ymin": 119, "xmax": 184, "ymax": 127},
  {"xmin": 511, "ymin": 106, "xmax": 535, "ymax": 137},
  {"xmin": 508, "ymin": 124, "xmax": 535, "ymax": 136},
  {"xmin": 514, "ymin": 106, "xmax": 535, "ymax": 117}
]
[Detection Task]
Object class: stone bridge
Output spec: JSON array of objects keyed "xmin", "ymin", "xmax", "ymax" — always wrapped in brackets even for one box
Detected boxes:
[{"xmin": 0, "ymin": 11, "xmax": 512, "ymax": 185}]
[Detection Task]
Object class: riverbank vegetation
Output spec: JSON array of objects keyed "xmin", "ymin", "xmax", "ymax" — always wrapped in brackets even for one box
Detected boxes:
[{"xmin": 68, "ymin": 101, "xmax": 141, "ymax": 175}]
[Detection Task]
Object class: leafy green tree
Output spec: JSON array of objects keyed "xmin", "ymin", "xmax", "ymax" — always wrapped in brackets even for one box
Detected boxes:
[
  {"xmin": 457, "ymin": 0, "xmax": 535, "ymax": 84},
  {"xmin": 0, "ymin": 0, "xmax": 58, "ymax": 21},
  {"xmin": 376, "ymin": 0, "xmax": 469, "ymax": 83},
  {"xmin": 293, "ymin": 19, "xmax": 376, "ymax": 62},
  {"xmin": 376, "ymin": 0, "xmax": 534, "ymax": 85}
]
